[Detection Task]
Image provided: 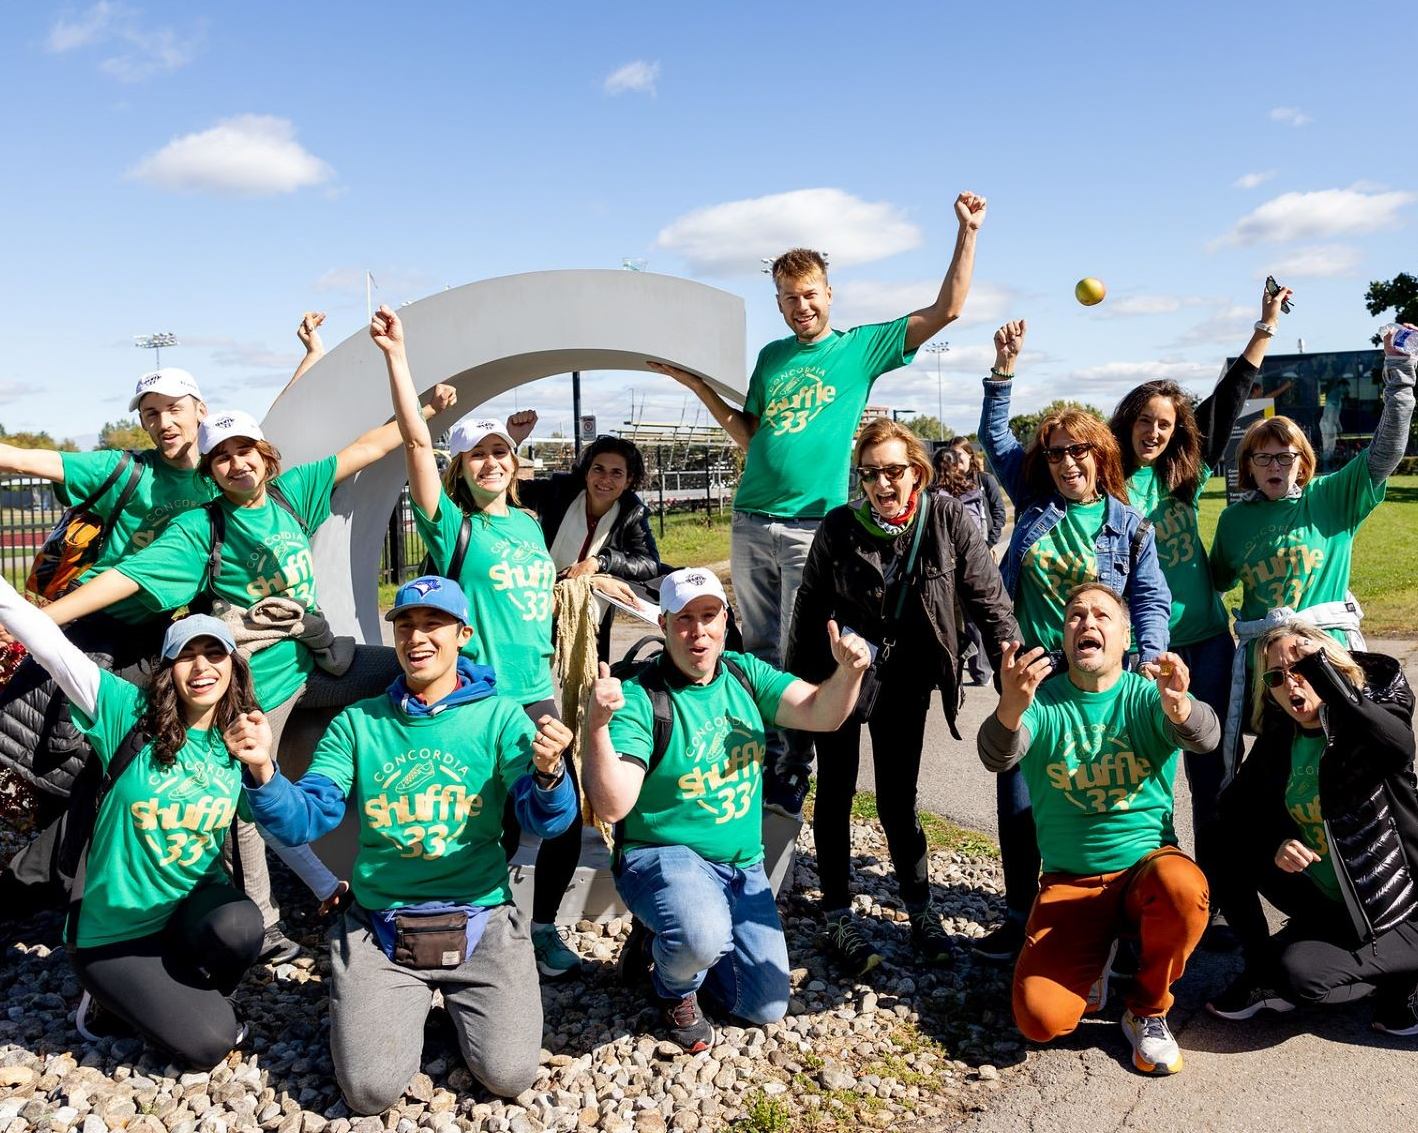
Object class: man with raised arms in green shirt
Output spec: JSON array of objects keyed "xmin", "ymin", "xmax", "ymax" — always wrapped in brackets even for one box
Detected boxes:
[
  {"xmin": 582, "ymin": 567, "xmax": 871, "ymax": 1052},
  {"xmin": 977, "ymin": 582, "xmax": 1219, "ymax": 1077},
  {"xmin": 649, "ymin": 192, "xmax": 987, "ymax": 816}
]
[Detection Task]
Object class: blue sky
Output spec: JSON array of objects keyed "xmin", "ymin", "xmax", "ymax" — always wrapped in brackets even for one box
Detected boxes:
[{"xmin": 3, "ymin": 1, "xmax": 1413, "ymax": 446}]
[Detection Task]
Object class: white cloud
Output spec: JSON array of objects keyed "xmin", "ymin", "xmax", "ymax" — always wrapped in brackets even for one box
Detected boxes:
[
  {"xmin": 46, "ymin": 3, "xmax": 200, "ymax": 81},
  {"xmin": 1234, "ymin": 170, "xmax": 1275, "ymax": 189},
  {"xmin": 656, "ymin": 188, "xmax": 921, "ymax": 276},
  {"xmin": 0, "ymin": 381, "xmax": 44, "ymax": 405},
  {"xmin": 1099, "ymin": 295, "xmax": 1183, "ymax": 317},
  {"xmin": 1070, "ymin": 359, "xmax": 1217, "ymax": 386},
  {"xmin": 832, "ymin": 280, "xmax": 1018, "ymax": 330},
  {"xmin": 1269, "ymin": 107, "xmax": 1311, "ymax": 127},
  {"xmin": 604, "ymin": 60, "xmax": 660, "ymax": 96},
  {"xmin": 1260, "ymin": 244, "xmax": 1363, "ymax": 279},
  {"xmin": 1214, "ymin": 185, "xmax": 1416, "ymax": 247},
  {"xmin": 1170, "ymin": 305, "xmax": 1256, "ymax": 348},
  {"xmin": 128, "ymin": 115, "xmax": 334, "ymax": 196}
]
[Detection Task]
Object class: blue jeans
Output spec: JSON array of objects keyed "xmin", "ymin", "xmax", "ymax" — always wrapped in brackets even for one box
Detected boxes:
[
  {"xmin": 615, "ymin": 844, "xmax": 789, "ymax": 1024},
  {"xmin": 731, "ymin": 511, "xmax": 817, "ymax": 776}
]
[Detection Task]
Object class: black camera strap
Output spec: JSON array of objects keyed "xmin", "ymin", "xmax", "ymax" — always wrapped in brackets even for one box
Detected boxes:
[{"xmin": 877, "ymin": 491, "xmax": 929, "ymax": 665}]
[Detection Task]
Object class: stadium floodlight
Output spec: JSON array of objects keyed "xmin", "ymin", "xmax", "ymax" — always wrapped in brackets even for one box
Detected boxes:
[
  {"xmin": 921, "ymin": 342, "xmax": 950, "ymax": 440},
  {"xmin": 134, "ymin": 332, "xmax": 179, "ymax": 368}
]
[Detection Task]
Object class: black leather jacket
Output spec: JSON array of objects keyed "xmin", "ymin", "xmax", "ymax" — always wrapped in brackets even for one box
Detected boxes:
[
  {"xmin": 1222, "ymin": 650, "xmax": 1418, "ymax": 943},
  {"xmin": 520, "ymin": 474, "xmax": 660, "ymax": 581},
  {"xmin": 785, "ymin": 492, "xmax": 1018, "ymax": 735}
]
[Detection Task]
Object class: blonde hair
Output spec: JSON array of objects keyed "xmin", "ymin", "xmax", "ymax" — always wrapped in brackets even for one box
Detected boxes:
[
  {"xmin": 853, "ymin": 418, "xmax": 934, "ymax": 493},
  {"xmin": 1236, "ymin": 416, "xmax": 1316, "ymax": 491},
  {"xmin": 1250, "ymin": 620, "xmax": 1365, "ymax": 730}
]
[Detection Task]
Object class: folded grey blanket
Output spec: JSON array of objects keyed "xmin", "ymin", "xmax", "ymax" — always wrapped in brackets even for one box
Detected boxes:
[{"xmin": 213, "ymin": 596, "xmax": 355, "ymax": 676}]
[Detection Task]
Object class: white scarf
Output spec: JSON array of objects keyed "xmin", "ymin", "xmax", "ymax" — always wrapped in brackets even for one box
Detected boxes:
[{"xmin": 548, "ymin": 490, "xmax": 620, "ymax": 572}]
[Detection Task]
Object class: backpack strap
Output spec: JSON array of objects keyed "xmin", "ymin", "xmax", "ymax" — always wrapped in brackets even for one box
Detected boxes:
[
  {"xmin": 70, "ymin": 450, "xmax": 134, "ymax": 514},
  {"xmin": 202, "ymin": 482, "xmax": 308, "ymax": 598},
  {"xmin": 447, "ymin": 513, "xmax": 472, "ymax": 581},
  {"xmin": 1129, "ymin": 518, "xmax": 1154, "ymax": 567},
  {"xmin": 266, "ymin": 481, "xmax": 309, "ymax": 535},
  {"xmin": 93, "ymin": 452, "xmax": 144, "ymax": 547}
]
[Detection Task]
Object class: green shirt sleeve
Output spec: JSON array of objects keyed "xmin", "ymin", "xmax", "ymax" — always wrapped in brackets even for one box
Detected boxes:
[
  {"xmin": 734, "ymin": 651, "xmax": 798, "ymax": 728},
  {"xmin": 743, "ymin": 346, "xmax": 771, "ymax": 419},
  {"xmin": 273, "ymin": 456, "xmax": 339, "ymax": 531},
  {"xmin": 608, "ymin": 679, "xmax": 656, "ymax": 768},
  {"xmin": 1304, "ymin": 448, "xmax": 1386, "ymax": 527},
  {"xmin": 853, "ymin": 316, "xmax": 918, "ymax": 378},
  {"xmin": 305, "ymin": 707, "xmax": 359, "ymax": 796},
  {"xmin": 55, "ymin": 449, "xmax": 131, "ymax": 509},
  {"xmin": 411, "ymin": 488, "xmax": 464, "ymax": 575},
  {"xmin": 70, "ymin": 670, "xmax": 146, "ymax": 770},
  {"xmin": 114, "ymin": 505, "xmax": 212, "ymax": 612}
]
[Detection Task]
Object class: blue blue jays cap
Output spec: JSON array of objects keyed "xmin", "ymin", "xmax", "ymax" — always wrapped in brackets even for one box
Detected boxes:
[{"xmin": 384, "ymin": 575, "xmax": 470, "ymax": 625}]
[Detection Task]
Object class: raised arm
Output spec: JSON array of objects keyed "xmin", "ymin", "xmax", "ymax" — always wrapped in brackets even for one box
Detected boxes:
[
  {"xmin": 976, "ymin": 640, "xmax": 1050, "ymax": 771},
  {"xmin": 1196, "ymin": 285, "xmax": 1291, "ymax": 467},
  {"xmin": 0, "ymin": 576, "xmax": 100, "ymax": 716},
  {"xmin": 39, "ymin": 568, "xmax": 142, "ymax": 629},
  {"xmin": 582, "ymin": 663, "xmax": 647, "ymax": 823},
  {"xmin": 646, "ymin": 362, "xmax": 756, "ymax": 450},
  {"xmin": 274, "ymin": 311, "xmax": 327, "ymax": 401},
  {"xmin": 770, "ymin": 622, "xmax": 871, "ymax": 732},
  {"xmin": 905, "ymin": 192, "xmax": 987, "ymax": 353},
  {"xmin": 370, "ymin": 305, "xmax": 443, "ymax": 515},
  {"xmin": 979, "ymin": 320, "xmax": 1029, "ymax": 503},
  {"xmin": 1368, "ymin": 325, "xmax": 1417, "ymax": 486},
  {"xmin": 0, "ymin": 445, "xmax": 65, "ymax": 482}
]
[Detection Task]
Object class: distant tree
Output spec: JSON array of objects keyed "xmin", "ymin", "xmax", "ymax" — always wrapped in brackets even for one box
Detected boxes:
[
  {"xmin": 900, "ymin": 415, "xmax": 954, "ymax": 444},
  {"xmin": 1364, "ymin": 272, "xmax": 1418, "ymax": 346},
  {"xmin": 1008, "ymin": 399, "xmax": 1106, "ymax": 443},
  {"xmin": 0, "ymin": 425, "xmax": 68, "ymax": 450},
  {"xmin": 96, "ymin": 419, "xmax": 155, "ymax": 451}
]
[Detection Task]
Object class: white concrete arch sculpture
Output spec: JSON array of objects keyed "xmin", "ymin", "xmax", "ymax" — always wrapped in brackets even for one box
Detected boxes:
[{"xmin": 260, "ymin": 268, "xmax": 748, "ymax": 645}]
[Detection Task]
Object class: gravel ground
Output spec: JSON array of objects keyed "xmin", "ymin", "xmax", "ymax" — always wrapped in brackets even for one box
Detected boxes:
[{"xmin": 1, "ymin": 814, "xmax": 1023, "ymax": 1133}]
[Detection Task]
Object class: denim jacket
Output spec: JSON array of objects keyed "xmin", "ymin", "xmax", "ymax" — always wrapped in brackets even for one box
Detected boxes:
[{"xmin": 979, "ymin": 376, "xmax": 1172, "ymax": 661}]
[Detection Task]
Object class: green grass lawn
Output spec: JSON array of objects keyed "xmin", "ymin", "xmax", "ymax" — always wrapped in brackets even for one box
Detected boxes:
[
  {"xmin": 653, "ymin": 510, "xmax": 732, "ymax": 567},
  {"xmin": 1196, "ymin": 473, "xmax": 1418, "ymax": 636}
]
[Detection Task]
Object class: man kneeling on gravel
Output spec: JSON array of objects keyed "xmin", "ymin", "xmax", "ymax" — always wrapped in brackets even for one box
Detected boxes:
[
  {"xmin": 230, "ymin": 576, "xmax": 576, "ymax": 1113},
  {"xmin": 976, "ymin": 583, "xmax": 1219, "ymax": 1076},
  {"xmin": 584, "ymin": 568, "xmax": 870, "ymax": 1052}
]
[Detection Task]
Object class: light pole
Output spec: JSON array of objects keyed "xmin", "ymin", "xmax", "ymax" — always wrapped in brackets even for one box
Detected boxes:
[
  {"xmin": 922, "ymin": 342, "xmax": 949, "ymax": 440},
  {"xmin": 134, "ymin": 332, "xmax": 178, "ymax": 369}
]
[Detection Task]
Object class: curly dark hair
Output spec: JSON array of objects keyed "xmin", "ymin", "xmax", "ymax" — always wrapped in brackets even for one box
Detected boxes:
[
  {"xmin": 573, "ymin": 436, "xmax": 647, "ymax": 493},
  {"xmin": 140, "ymin": 646, "xmax": 258, "ymax": 765},
  {"xmin": 1109, "ymin": 381, "xmax": 1204, "ymax": 505}
]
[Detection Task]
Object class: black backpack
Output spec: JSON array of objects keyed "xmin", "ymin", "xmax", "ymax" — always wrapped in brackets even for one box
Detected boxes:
[
  {"xmin": 417, "ymin": 513, "xmax": 472, "ymax": 584},
  {"xmin": 193, "ymin": 482, "xmax": 307, "ymax": 612},
  {"xmin": 607, "ymin": 639, "xmax": 753, "ymax": 869}
]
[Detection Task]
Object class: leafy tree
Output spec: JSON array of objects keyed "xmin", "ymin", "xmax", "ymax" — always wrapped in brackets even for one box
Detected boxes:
[
  {"xmin": 1364, "ymin": 272, "xmax": 1418, "ymax": 346},
  {"xmin": 0, "ymin": 425, "xmax": 76, "ymax": 451},
  {"xmin": 900, "ymin": 414, "xmax": 954, "ymax": 443},
  {"xmin": 96, "ymin": 419, "xmax": 155, "ymax": 451},
  {"xmin": 1008, "ymin": 399, "xmax": 1105, "ymax": 443}
]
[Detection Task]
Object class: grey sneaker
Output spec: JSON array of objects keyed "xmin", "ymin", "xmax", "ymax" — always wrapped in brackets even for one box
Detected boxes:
[
  {"xmin": 259, "ymin": 925, "xmax": 301, "ymax": 964},
  {"xmin": 1121, "ymin": 1009, "xmax": 1182, "ymax": 1075},
  {"xmin": 660, "ymin": 992, "xmax": 715, "ymax": 1053},
  {"xmin": 531, "ymin": 924, "xmax": 585, "ymax": 980}
]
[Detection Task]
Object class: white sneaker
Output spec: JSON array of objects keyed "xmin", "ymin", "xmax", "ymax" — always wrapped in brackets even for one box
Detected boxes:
[
  {"xmin": 1085, "ymin": 940, "xmax": 1119, "ymax": 1015},
  {"xmin": 1121, "ymin": 1009, "xmax": 1183, "ymax": 1075},
  {"xmin": 75, "ymin": 991, "xmax": 100, "ymax": 1043}
]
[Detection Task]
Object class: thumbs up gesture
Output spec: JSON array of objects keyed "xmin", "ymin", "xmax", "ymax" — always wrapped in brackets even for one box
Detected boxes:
[{"xmin": 590, "ymin": 661, "xmax": 625, "ymax": 728}]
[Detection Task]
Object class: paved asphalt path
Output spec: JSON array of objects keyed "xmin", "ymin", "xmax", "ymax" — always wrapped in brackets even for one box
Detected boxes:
[{"xmin": 608, "ymin": 584, "xmax": 1418, "ymax": 1132}]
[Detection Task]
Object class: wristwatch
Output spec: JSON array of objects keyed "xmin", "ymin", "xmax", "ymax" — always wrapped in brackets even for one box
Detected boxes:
[
  {"xmin": 533, "ymin": 761, "xmax": 565, "ymax": 789},
  {"xmin": 1254, "ymin": 321, "xmax": 1276, "ymax": 337}
]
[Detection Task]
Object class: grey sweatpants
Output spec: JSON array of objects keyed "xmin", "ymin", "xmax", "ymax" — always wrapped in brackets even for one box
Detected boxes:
[{"xmin": 329, "ymin": 903, "xmax": 542, "ymax": 1115}]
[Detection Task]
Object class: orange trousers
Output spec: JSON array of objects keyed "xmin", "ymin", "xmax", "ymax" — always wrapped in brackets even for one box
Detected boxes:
[{"xmin": 1013, "ymin": 847, "xmax": 1210, "ymax": 1042}]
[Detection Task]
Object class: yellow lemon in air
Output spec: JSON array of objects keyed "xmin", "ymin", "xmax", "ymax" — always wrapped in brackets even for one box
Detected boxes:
[{"xmin": 1075, "ymin": 278, "xmax": 1107, "ymax": 306}]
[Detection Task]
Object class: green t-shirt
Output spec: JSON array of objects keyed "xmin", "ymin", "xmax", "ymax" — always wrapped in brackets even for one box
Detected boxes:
[
  {"xmin": 72, "ymin": 671, "xmax": 250, "ymax": 948},
  {"xmin": 413, "ymin": 492, "xmax": 554, "ymax": 703},
  {"xmin": 116, "ymin": 457, "xmax": 338, "ymax": 710},
  {"xmin": 306, "ymin": 691, "xmax": 537, "ymax": 910},
  {"xmin": 609, "ymin": 652, "xmax": 797, "ymax": 867},
  {"xmin": 1015, "ymin": 498, "xmax": 1104, "ymax": 651},
  {"xmin": 736, "ymin": 318, "xmax": 917, "ymax": 519},
  {"xmin": 57, "ymin": 449, "xmax": 220, "ymax": 624},
  {"xmin": 1018, "ymin": 670, "xmax": 1185, "ymax": 876},
  {"xmin": 1211, "ymin": 453, "xmax": 1384, "ymax": 629},
  {"xmin": 1284, "ymin": 731, "xmax": 1342, "ymax": 902},
  {"xmin": 1127, "ymin": 465, "xmax": 1227, "ymax": 647}
]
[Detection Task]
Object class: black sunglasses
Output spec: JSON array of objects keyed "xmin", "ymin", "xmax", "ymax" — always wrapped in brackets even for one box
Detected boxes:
[
  {"xmin": 1044, "ymin": 442, "xmax": 1094, "ymax": 464},
  {"xmin": 1264, "ymin": 274, "xmax": 1295, "ymax": 315},
  {"xmin": 857, "ymin": 464, "xmax": 910, "ymax": 484}
]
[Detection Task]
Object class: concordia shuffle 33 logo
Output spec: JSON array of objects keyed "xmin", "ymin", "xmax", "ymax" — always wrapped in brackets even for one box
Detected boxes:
[
  {"xmin": 366, "ymin": 746, "xmax": 485, "ymax": 860},
  {"xmin": 1043, "ymin": 723, "xmax": 1154, "ymax": 813}
]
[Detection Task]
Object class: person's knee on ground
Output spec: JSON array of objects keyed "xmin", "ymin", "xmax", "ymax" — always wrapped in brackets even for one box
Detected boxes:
[
  {"xmin": 1013, "ymin": 974, "xmax": 1085, "ymax": 1043},
  {"xmin": 651, "ymin": 896, "xmax": 734, "ymax": 990},
  {"xmin": 188, "ymin": 894, "xmax": 264, "ymax": 985},
  {"xmin": 458, "ymin": 1039, "xmax": 539, "ymax": 1100},
  {"xmin": 338, "ymin": 1062, "xmax": 416, "ymax": 1117}
]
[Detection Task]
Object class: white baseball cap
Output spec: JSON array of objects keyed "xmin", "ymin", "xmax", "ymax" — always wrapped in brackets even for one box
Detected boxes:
[
  {"xmin": 447, "ymin": 415, "xmax": 515, "ymax": 458},
  {"xmin": 128, "ymin": 368, "xmax": 204, "ymax": 411},
  {"xmin": 198, "ymin": 409, "xmax": 265, "ymax": 455},
  {"xmin": 658, "ymin": 567, "xmax": 728, "ymax": 615}
]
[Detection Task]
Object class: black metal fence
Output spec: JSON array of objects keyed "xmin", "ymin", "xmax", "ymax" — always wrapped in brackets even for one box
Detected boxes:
[{"xmin": 0, "ymin": 477, "xmax": 62, "ymax": 590}]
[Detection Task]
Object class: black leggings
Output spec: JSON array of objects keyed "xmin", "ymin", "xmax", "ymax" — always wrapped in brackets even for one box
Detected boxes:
[
  {"xmin": 812, "ymin": 680, "xmax": 934, "ymax": 913},
  {"xmin": 69, "ymin": 884, "xmax": 263, "ymax": 1068},
  {"xmin": 500, "ymin": 698, "xmax": 584, "ymax": 924},
  {"xmin": 1213, "ymin": 824, "xmax": 1418, "ymax": 1005}
]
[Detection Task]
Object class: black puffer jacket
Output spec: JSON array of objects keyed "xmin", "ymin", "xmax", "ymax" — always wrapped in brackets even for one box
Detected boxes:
[
  {"xmin": 1222, "ymin": 650, "xmax": 1418, "ymax": 942},
  {"xmin": 785, "ymin": 492, "xmax": 1018, "ymax": 736}
]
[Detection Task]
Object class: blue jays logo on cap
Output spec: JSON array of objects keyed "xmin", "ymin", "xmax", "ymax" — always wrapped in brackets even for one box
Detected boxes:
[{"xmin": 385, "ymin": 574, "xmax": 470, "ymax": 624}]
